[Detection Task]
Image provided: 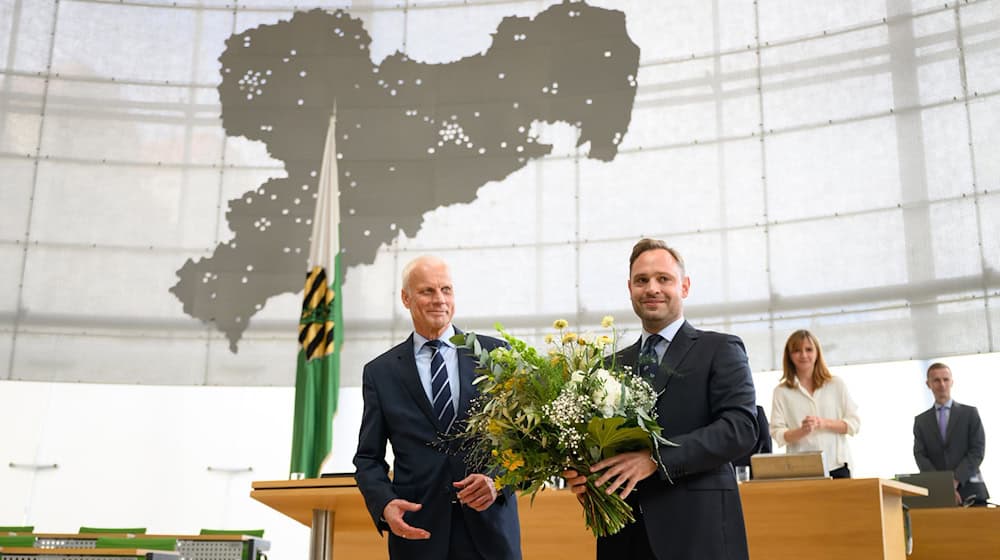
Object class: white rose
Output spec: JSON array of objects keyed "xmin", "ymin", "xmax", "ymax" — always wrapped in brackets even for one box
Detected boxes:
[{"xmin": 595, "ymin": 369, "xmax": 623, "ymax": 417}]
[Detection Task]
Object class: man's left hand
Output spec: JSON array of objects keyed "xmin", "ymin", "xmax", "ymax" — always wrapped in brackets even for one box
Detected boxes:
[
  {"xmin": 592, "ymin": 450, "xmax": 658, "ymax": 500},
  {"xmin": 454, "ymin": 474, "xmax": 498, "ymax": 511}
]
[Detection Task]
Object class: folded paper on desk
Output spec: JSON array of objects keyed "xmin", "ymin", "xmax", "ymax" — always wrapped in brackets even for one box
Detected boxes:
[{"xmin": 750, "ymin": 451, "xmax": 827, "ymax": 481}]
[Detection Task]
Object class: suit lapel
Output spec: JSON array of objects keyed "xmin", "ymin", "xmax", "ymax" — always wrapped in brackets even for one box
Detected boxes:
[
  {"xmin": 394, "ymin": 334, "xmax": 439, "ymax": 427},
  {"xmin": 944, "ymin": 402, "xmax": 962, "ymax": 443},
  {"xmin": 923, "ymin": 406, "xmax": 945, "ymax": 447},
  {"xmin": 455, "ymin": 327, "xmax": 477, "ymax": 421},
  {"xmin": 655, "ymin": 321, "xmax": 697, "ymax": 392}
]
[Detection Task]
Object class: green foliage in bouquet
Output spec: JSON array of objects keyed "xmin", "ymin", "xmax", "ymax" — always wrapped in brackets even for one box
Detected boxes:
[{"xmin": 451, "ymin": 317, "xmax": 676, "ymax": 537}]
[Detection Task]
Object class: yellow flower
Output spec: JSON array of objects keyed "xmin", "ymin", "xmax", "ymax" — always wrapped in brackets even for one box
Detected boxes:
[
  {"xmin": 597, "ymin": 335, "xmax": 613, "ymax": 346},
  {"xmin": 562, "ymin": 332, "xmax": 577, "ymax": 344},
  {"xmin": 488, "ymin": 421, "xmax": 504, "ymax": 436},
  {"xmin": 601, "ymin": 316, "xmax": 614, "ymax": 328},
  {"xmin": 576, "ymin": 336, "xmax": 588, "ymax": 346},
  {"xmin": 494, "ymin": 478, "xmax": 504, "ymax": 490},
  {"xmin": 501, "ymin": 449, "xmax": 525, "ymax": 471},
  {"xmin": 553, "ymin": 319, "xmax": 569, "ymax": 330},
  {"xmin": 491, "ymin": 449, "xmax": 499, "ymax": 456},
  {"xmin": 544, "ymin": 334, "xmax": 554, "ymax": 344}
]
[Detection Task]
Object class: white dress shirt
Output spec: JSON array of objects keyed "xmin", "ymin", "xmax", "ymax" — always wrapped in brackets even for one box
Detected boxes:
[
  {"xmin": 412, "ymin": 324, "xmax": 460, "ymax": 411},
  {"xmin": 769, "ymin": 375, "xmax": 861, "ymax": 475},
  {"xmin": 640, "ymin": 316, "xmax": 685, "ymax": 364}
]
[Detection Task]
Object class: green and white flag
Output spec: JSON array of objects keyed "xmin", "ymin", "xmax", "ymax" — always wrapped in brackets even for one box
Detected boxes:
[{"xmin": 290, "ymin": 111, "xmax": 343, "ymax": 479}]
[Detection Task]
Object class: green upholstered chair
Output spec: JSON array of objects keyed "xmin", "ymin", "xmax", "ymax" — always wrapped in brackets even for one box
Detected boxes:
[
  {"xmin": 78, "ymin": 526, "xmax": 147, "ymax": 534},
  {"xmin": 0, "ymin": 527, "xmax": 33, "ymax": 534},
  {"xmin": 197, "ymin": 529, "xmax": 267, "ymax": 560},
  {"xmin": 199, "ymin": 529, "xmax": 265, "ymax": 537},
  {"xmin": 0, "ymin": 535, "xmax": 36, "ymax": 547},
  {"xmin": 95, "ymin": 537, "xmax": 176, "ymax": 551}
]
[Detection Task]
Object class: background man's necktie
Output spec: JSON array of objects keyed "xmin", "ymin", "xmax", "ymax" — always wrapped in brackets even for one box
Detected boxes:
[
  {"xmin": 425, "ymin": 340, "xmax": 456, "ymax": 432},
  {"xmin": 640, "ymin": 334, "xmax": 663, "ymax": 380},
  {"xmin": 938, "ymin": 406, "xmax": 948, "ymax": 442}
]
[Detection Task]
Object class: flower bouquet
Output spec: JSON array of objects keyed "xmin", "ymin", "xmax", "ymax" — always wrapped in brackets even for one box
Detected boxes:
[{"xmin": 451, "ymin": 317, "xmax": 675, "ymax": 537}]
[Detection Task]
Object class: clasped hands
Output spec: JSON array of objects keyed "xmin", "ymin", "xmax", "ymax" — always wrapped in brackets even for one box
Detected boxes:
[
  {"xmin": 561, "ymin": 450, "xmax": 658, "ymax": 501},
  {"xmin": 800, "ymin": 415, "xmax": 825, "ymax": 433},
  {"xmin": 382, "ymin": 473, "xmax": 498, "ymax": 540}
]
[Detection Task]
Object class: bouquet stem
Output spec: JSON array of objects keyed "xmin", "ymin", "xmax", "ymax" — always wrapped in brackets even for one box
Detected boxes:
[{"xmin": 578, "ymin": 474, "xmax": 636, "ymax": 537}]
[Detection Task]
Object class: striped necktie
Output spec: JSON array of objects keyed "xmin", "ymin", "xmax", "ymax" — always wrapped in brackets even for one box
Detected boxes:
[{"xmin": 425, "ymin": 340, "xmax": 456, "ymax": 432}]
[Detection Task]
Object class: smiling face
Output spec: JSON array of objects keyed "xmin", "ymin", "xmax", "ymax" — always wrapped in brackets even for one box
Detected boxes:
[
  {"xmin": 788, "ymin": 336, "xmax": 819, "ymax": 376},
  {"xmin": 628, "ymin": 248, "xmax": 690, "ymax": 333},
  {"xmin": 401, "ymin": 256, "xmax": 455, "ymax": 340}
]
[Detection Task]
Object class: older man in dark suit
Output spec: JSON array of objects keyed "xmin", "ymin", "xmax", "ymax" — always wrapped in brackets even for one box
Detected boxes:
[
  {"xmin": 564, "ymin": 238, "xmax": 758, "ymax": 560},
  {"xmin": 353, "ymin": 256, "xmax": 521, "ymax": 560},
  {"xmin": 913, "ymin": 362, "xmax": 989, "ymax": 506}
]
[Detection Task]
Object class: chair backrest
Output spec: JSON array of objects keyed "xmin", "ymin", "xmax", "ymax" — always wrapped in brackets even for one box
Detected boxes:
[
  {"xmin": 78, "ymin": 526, "xmax": 147, "ymax": 534},
  {"xmin": 95, "ymin": 537, "xmax": 176, "ymax": 551},
  {"xmin": 199, "ymin": 529, "xmax": 265, "ymax": 537},
  {"xmin": 0, "ymin": 535, "xmax": 36, "ymax": 547},
  {"xmin": 0, "ymin": 527, "xmax": 33, "ymax": 534}
]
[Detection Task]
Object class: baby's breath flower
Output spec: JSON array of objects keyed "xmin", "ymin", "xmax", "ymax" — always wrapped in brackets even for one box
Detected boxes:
[
  {"xmin": 601, "ymin": 316, "xmax": 614, "ymax": 328},
  {"xmin": 553, "ymin": 319, "xmax": 569, "ymax": 330}
]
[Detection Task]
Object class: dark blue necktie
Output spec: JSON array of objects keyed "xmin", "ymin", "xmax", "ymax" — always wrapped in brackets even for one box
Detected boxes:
[
  {"xmin": 425, "ymin": 340, "xmax": 456, "ymax": 432},
  {"xmin": 640, "ymin": 334, "xmax": 663, "ymax": 380}
]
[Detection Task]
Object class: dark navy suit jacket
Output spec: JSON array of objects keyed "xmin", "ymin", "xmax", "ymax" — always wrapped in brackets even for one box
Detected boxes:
[
  {"xmin": 353, "ymin": 330, "xmax": 521, "ymax": 560},
  {"xmin": 612, "ymin": 321, "xmax": 758, "ymax": 560}
]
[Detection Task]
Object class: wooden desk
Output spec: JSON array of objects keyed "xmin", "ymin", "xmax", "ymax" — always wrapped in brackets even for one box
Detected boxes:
[
  {"xmin": 739, "ymin": 478, "xmax": 926, "ymax": 560},
  {"xmin": 908, "ymin": 507, "xmax": 1000, "ymax": 560},
  {"xmin": 251, "ymin": 478, "xmax": 595, "ymax": 560}
]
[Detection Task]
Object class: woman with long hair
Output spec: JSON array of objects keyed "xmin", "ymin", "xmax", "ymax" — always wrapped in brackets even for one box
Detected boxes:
[{"xmin": 769, "ymin": 330, "xmax": 860, "ymax": 478}]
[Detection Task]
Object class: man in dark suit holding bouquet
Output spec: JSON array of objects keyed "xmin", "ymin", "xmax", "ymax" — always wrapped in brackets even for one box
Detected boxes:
[
  {"xmin": 564, "ymin": 238, "xmax": 758, "ymax": 560},
  {"xmin": 353, "ymin": 256, "xmax": 521, "ymax": 560}
]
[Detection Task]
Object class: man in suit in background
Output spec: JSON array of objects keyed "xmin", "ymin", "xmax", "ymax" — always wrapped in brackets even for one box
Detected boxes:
[
  {"xmin": 913, "ymin": 362, "xmax": 989, "ymax": 506},
  {"xmin": 564, "ymin": 238, "xmax": 758, "ymax": 560},
  {"xmin": 353, "ymin": 256, "xmax": 521, "ymax": 560}
]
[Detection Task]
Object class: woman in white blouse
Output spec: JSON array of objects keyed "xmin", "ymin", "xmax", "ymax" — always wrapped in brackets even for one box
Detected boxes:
[{"xmin": 770, "ymin": 330, "xmax": 861, "ymax": 478}]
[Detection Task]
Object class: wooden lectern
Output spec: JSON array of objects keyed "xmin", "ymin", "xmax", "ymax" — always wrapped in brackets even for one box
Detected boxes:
[
  {"xmin": 251, "ymin": 476, "xmax": 595, "ymax": 560},
  {"xmin": 739, "ymin": 478, "xmax": 926, "ymax": 560}
]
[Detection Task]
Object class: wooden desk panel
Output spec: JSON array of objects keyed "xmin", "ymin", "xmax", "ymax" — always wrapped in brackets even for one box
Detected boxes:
[
  {"xmin": 739, "ymin": 478, "xmax": 924, "ymax": 560},
  {"xmin": 251, "ymin": 480, "xmax": 594, "ymax": 559},
  {"xmin": 908, "ymin": 507, "xmax": 1000, "ymax": 560}
]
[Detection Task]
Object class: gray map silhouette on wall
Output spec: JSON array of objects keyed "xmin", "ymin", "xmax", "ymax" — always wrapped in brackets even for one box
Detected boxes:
[{"xmin": 170, "ymin": 1, "xmax": 640, "ymax": 351}]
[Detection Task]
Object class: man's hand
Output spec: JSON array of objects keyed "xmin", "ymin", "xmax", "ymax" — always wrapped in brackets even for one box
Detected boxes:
[
  {"xmin": 382, "ymin": 499, "xmax": 430, "ymax": 540},
  {"xmin": 562, "ymin": 469, "xmax": 588, "ymax": 501},
  {"xmin": 562, "ymin": 451, "xmax": 658, "ymax": 501},
  {"xmin": 454, "ymin": 473, "xmax": 498, "ymax": 511},
  {"xmin": 592, "ymin": 451, "xmax": 659, "ymax": 499}
]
